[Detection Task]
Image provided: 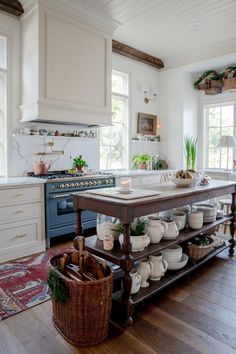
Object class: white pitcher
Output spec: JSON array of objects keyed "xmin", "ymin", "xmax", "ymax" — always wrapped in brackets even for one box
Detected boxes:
[
  {"xmin": 137, "ymin": 259, "xmax": 151, "ymax": 288},
  {"xmin": 130, "ymin": 269, "xmax": 142, "ymax": 294},
  {"xmin": 163, "ymin": 220, "xmax": 181, "ymax": 240},
  {"xmin": 148, "ymin": 253, "xmax": 168, "ymax": 281},
  {"xmin": 146, "ymin": 217, "xmax": 168, "ymax": 243}
]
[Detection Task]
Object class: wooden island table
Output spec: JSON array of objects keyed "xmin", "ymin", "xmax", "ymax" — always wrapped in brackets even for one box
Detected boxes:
[{"xmin": 73, "ymin": 180, "xmax": 236, "ymax": 326}]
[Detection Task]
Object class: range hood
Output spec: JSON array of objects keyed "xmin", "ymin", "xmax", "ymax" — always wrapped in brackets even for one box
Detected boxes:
[{"xmin": 20, "ymin": 0, "xmax": 116, "ymax": 126}]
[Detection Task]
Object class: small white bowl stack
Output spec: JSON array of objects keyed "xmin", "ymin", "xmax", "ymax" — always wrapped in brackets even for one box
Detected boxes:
[
  {"xmin": 194, "ymin": 204, "xmax": 217, "ymax": 223},
  {"xmin": 161, "ymin": 245, "xmax": 189, "ymax": 270}
]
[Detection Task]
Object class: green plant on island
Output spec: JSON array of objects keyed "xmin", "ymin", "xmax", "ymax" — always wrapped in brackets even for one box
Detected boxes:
[
  {"xmin": 184, "ymin": 136, "xmax": 198, "ymax": 171},
  {"xmin": 117, "ymin": 218, "xmax": 147, "ymax": 236},
  {"xmin": 132, "ymin": 154, "xmax": 152, "ymax": 169}
]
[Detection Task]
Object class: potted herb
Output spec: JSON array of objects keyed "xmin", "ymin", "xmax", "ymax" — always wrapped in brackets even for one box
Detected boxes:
[
  {"xmin": 118, "ymin": 218, "xmax": 150, "ymax": 252},
  {"xmin": 184, "ymin": 136, "xmax": 198, "ymax": 172},
  {"xmin": 72, "ymin": 155, "xmax": 88, "ymax": 172},
  {"xmin": 132, "ymin": 154, "xmax": 152, "ymax": 169}
]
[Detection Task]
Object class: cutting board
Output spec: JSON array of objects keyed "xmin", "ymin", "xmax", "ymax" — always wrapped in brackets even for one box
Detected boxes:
[{"xmin": 86, "ymin": 187, "xmax": 163, "ymax": 200}]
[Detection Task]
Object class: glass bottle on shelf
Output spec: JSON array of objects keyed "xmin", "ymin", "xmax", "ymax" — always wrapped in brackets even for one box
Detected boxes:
[{"xmin": 96, "ymin": 214, "xmax": 120, "ymax": 241}]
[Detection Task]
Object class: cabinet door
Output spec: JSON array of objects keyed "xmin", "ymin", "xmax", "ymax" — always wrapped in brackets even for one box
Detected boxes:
[{"xmin": 140, "ymin": 175, "xmax": 161, "ymax": 185}]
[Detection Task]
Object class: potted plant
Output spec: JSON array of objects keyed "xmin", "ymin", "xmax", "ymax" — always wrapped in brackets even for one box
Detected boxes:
[
  {"xmin": 194, "ymin": 70, "xmax": 224, "ymax": 95},
  {"xmin": 132, "ymin": 154, "xmax": 152, "ymax": 169},
  {"xmin": 223, "ymin": 66, "xmax": 236, "ymax": 92},
  {"xmin": 72, "ymin": 155, "xmax": 88, "ymax": 172},
  {"xmin": 184, "ymin": 136, "xmax": 198, "ymax": 172},
  {"xmin": 118, "ymin": 218, "xmax": 150, "ymax": 252}
]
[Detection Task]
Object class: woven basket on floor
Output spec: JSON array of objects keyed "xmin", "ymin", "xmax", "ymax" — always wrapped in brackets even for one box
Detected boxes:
[
  {"xmin": 187, "ymin": 238, "xmax": 214, "ymax": 261},
  {"xmin": 50, "ymin": 254, "xmax": 113, "ymax": 347}
]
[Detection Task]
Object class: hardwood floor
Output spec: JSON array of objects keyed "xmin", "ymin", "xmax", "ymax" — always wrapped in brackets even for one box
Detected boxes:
[{"xmin": 1, "ymin": 248, "xmax": 236, "ymax": 353}]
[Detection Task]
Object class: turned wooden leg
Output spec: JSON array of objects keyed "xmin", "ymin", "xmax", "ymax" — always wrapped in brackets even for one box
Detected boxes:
[
  {"xmin": 229, "ymin": 192, "xmax": 236, "ymax": 257},
  {"xmin": 75, "ymin": 208, "xmax": 83, "ymax": 236},
  {"xmin": 120, "ymin": 223, "xmax": 134, "ymax": 326}
]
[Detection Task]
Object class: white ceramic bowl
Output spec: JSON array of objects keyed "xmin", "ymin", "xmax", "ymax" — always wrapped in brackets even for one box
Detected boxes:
[
  {"xmin": 167, "ymin": 253, "xmax": 189, "ymax": 270},
  {"xmin": 162, "ymin": 245, "xmax": 183, "ymax": 263},
  {"xmin": 171, "ymin": 177, "xmax": 195, "ymax": 187}
]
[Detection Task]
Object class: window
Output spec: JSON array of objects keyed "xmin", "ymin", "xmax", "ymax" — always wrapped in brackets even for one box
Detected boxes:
[
  {"xmin": 99, "ymin": 70, "xmax": 129, "ymax": 169},
  {"xmin": 205, "ymin": 103, "xmax": 235, "ymax": 169},
  {"xmin": 0, "ymin": 35, "xmax": 7, "ymax": 176}
]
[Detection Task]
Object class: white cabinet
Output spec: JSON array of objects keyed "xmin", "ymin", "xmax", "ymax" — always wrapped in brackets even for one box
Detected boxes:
[
  {"xmin": 140, "ymin": 175, "xmax": 161, "ymax": 185},
  {"xmin": 0, "ymin": 185, "xmax": 45, "ymax": 263},
  {"xmin": 20, "ymin": 0, "xmax": 116, "ymax": 126}
]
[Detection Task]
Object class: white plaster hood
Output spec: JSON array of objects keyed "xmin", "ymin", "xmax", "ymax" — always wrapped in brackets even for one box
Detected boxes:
[{"xmin": 19, "ymin": 0, "xmax": 118, "ymax": 126}]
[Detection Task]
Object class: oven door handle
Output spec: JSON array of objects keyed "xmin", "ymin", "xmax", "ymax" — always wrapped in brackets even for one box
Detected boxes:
[{"xmin": 50, "ymin": 194, "xmax": 72, "ymax": 199}]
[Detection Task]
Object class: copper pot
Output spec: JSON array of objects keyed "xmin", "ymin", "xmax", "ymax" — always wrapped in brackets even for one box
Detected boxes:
[{"xmin": 34, "ymin": 162, "xmax": 51, "ymax": 175}]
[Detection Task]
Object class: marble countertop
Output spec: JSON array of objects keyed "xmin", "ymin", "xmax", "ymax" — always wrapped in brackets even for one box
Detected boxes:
[
  {"xmin": 0, "ymin": 177, "xmax": 47, "ymax": 188},
  {"xmin": 104, "ymin": 169, "xmax": 176, "ymax": 177}
]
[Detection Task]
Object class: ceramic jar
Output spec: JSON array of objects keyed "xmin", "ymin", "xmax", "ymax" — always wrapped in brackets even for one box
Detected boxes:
[
  {"xmin": 119, "ymin": 233, "xmax": 150, "ymax": 252},
  {"xmin": 137, "ymin": 260, "xmax": 151, "ymax": 288},
  {"xmin": 103, "ymin": 235, "xmax": 114, "ymax": 251},
  {"xmin": 130, "ymin": 269, "xmax": 142, "ymax": 294},
  {"xmin": 161, "ymin": 245, "xmax": 183, "ymax": 263},
  {"xmin": 148, "ymin": 253, "xmax": 168, "ymax": 281},
  {"xmin": 96, "ymin": 214, "xmax": 119, "ymax": 240},
  {"xmin": 163, "ymin": 220, "xmax": 181, "ymax": 240},
  {"xmin": 188, "ymin": 211, "xmax": 203, "ymax": 229},
  {"xmin": 171, "ymin": 211, "xmax": 187, "ymax": 230},
  {"xmin": 146, "ymin": 217, "xmax": 168, "ymax": 243}
]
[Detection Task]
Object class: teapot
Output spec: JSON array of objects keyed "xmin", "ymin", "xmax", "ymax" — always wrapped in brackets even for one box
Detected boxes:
[
  {"xmin": 34, "ymin": 160, "xmax": 51, "ymax": 175},
  {"xmin": 148, "ymin": 253, "xmax": 168, "ymax": 281},
  {"xmin": 146, "ymin": 216, "xmax": 168, "ymax": 243},
  {"xmin": 163, "ymin": 219, "xmax": 181, "ymax": 240}
]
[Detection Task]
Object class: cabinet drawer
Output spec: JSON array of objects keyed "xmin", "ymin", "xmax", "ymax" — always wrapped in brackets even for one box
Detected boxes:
[
  {"xmin": 0, "ymin": 202, "xmax": 42, "ymax": 223},
  {"xmin": 140, "ymin": 175, "xmax": 160, "ymax": 185},
  {"xmin": 0, "ymin": 186, "xmax": 42, "ymax": 206},
  {"xmin": 0, "ymin": 220, "xmax": 42, "ymax": 251}
]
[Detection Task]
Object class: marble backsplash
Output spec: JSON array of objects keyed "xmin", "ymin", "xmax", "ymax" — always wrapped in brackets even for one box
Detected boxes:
[{"xmin": 11, "ymin": 135, "xmax": 99, "ymax": 176}]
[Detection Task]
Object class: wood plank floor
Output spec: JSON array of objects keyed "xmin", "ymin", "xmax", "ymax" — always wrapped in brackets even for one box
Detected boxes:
[{"xmin": 1, "ymin": 247, "xmax": 236, "ymax": 353}]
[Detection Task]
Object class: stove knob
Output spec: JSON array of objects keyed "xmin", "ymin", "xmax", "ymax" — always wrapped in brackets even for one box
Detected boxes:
[
  {"xmin": 80, "ymin": 182, "xmax": 84, "ymax": 186},
  {"xmin": 65, "ymin": 183, "xmax": 69, "ymax": 188},
  {"xmin": 59, "ymin": 184, "xmax": 65, "ymax": 189},
  {"xmin": 70, "ymin": 183, "xmax": 75, "ymax": 188},
  {"xmin": 89, "ymin": 181, "xmax": 93, "ymax": 185},
  {"xmin": 74, "ymin": 183, "xmax": 79, "ymax": 187}
]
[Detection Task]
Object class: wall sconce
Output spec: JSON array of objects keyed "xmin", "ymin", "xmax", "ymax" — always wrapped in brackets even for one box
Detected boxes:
[{"xmin": 144, "ymin": 90, "xmax": 157, "ymax": 104}]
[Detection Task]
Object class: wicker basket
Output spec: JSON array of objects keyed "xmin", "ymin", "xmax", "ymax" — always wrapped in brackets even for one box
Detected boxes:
[
  {"xmin": 50, "ymin": 254, "xmax": 113, "ymax": 347},
  {"xmin": 224, "ymin": 78, "xmax": 236, "ymax": 92},
  {"xmin": 204, "ymin": 79, "xmax": 222, "ymax": 95},
  {"xmin": 187, "ymin": 238, "xmax": 214, "ymax": 261}
]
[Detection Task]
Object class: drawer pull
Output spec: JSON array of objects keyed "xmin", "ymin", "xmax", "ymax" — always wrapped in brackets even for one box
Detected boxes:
[
  {"xmin": 16, "ymin": 210, "xmax": 24, "ymax": 214},
  {"xmin": 15, "ymin": 233, "xmax": 27, "ymax": 239},
  {"xmin": 15, "ymin": 194, "xmax": 24, "ymax": 197}
]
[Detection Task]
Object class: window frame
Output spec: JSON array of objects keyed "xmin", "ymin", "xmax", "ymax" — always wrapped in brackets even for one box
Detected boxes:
[
  {"xmin": 99, "ymin": 69, "xmax": 130, "ymax": 170},
  {"xmin": 204, "ymin": 101, "xmax": 236, "ymax": 170}
]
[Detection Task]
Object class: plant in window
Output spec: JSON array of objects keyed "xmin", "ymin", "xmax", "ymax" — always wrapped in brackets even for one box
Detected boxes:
[
  {"xmin": 184, "ymin": 136, "xmax": 198, "ymax": 172},
  {"xmin": 72, "ymin": 155, "xmax": 88, "ymax": 172},
  {"xmin": 132, "ymin": 154, "xmax": 152, "ymax": 169}
]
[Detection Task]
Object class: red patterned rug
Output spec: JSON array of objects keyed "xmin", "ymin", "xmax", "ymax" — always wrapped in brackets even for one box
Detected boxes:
[{"xmin": 0, "ymin": 247, "xmax": 73, "ymax": 320}]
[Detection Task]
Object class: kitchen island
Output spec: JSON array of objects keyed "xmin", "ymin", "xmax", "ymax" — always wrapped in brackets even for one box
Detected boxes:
[{"xmin": 73, "ymin": 180, "xmax": 236, "ymax": 326}]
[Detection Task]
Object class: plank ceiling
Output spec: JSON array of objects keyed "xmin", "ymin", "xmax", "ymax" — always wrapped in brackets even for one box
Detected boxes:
[{"xmin": 78, "ymin": 0, "xmax": 236, "ymax": 68}]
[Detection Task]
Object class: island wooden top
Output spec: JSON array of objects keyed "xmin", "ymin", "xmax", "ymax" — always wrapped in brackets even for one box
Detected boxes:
[{"xmin": 72, "ymin": 180, "xmax": 236, "ymax": 222}]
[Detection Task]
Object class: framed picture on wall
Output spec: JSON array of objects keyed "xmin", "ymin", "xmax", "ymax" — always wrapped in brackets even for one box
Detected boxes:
[{"xmin": 137, "ymin": 113, "xmax": 157, "ymax": 135}]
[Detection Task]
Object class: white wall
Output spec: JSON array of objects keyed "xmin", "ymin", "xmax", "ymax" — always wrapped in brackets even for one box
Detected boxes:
[
  {"xmin": 157, "ymin": 67, "xmax": 198, "ymax": 169},
  {"xmin": 112, "ymin": 53, "xmax": 161, "ymax": 167}
]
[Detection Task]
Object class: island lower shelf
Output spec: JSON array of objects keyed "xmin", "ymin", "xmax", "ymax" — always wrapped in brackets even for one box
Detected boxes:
[
  {"xmin": 85, "ymin": 215, "xmax": 232, "ymax": 266},
  {"xmin": 112, "ymin": 242, "xmax": 229, "ymax": 306}
]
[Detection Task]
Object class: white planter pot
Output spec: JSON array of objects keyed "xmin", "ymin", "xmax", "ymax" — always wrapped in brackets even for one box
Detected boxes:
[{"xmin": 119, "ymin": 233, "xmax": 150, "ymax": 252}]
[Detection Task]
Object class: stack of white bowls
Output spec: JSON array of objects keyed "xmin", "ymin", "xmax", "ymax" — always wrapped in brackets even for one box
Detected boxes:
[
  {"xmin": 161, "ymin": 245, "xmax": 189, "ymax": 270},
  {"xmin": 195, "ymin": 204, "xmax": 216, "ymax": 223}
]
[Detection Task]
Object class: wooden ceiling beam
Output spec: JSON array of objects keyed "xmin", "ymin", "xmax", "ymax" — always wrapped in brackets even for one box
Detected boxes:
[
  {"xmin": 0, "ymin": 0, "xmax": 24, "ymax": 17},
  {"xmin": 112, "ymin": 39, "xmax": 164, "ymax": 69}
]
